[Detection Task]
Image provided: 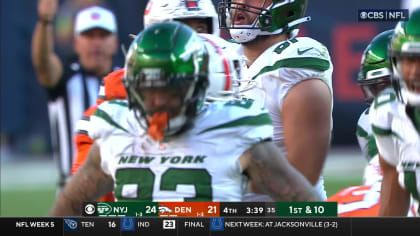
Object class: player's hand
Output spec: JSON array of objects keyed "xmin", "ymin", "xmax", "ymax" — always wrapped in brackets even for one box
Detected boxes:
[{"xmin": 37, "ymin": 0, "xmax": 58, "ymax": 22}]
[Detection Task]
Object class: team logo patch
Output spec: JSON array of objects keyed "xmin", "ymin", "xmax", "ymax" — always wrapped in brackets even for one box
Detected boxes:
[
  {"xmin": 210, "ymin": 218, "xmax": 224, "ymax": 231},
  {"xmin": 97, "ymin": 202, "xmax": 113, "ymax": 215},
  {"xmin": 185, "ymin": 0, "xmax": 199, "ymax": 10},
  {"xmin": 64, "ymin": 218, "xmax": 78, "ymax": 231},
  {"xmin": 121, "ymin": 217, "xmax": 135, "ymax": 231}
]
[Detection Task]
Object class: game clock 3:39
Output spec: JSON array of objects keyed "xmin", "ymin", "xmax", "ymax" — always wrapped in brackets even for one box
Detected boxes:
[{"xmin": 245, "ymin": 207, "xmax": 264, "ymax": 215}]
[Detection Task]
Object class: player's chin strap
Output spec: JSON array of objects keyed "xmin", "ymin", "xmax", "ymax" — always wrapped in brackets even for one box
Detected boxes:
[
  {"xmin": 259, "ymin": 16, "xmax": 311, "ymax": 37},
  {"xmin": 251, "ymin": 1, "xmax": 312, "ymax": 36},
  {"xmin": 230, "ymin": 16, "xmax": 311, "ymax": 43}
]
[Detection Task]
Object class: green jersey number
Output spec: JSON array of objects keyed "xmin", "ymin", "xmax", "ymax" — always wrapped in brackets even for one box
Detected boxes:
[
  {"xmin": 274, "ymin": 38, "xmax": 298, "ymax": 54},
  {"xmin": 224, "ymin": 99, "xmax": 254, "ymax": 109},
  {"xmin": 114, "ymin": 168, "xmax": 212, "ymax": 201}
]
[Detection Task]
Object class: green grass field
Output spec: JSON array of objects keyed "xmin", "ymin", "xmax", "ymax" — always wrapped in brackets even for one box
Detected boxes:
[
  {"xmin": 0, "ymin": 148, "xmax": 365, "ymax": 217},
  {"xmin": 324, "ymin": 175, "xmax": 363, "ymax": 197},
  {"xmin": 1, "ymin": 187, "xmax": 56, "ymax": 217}
]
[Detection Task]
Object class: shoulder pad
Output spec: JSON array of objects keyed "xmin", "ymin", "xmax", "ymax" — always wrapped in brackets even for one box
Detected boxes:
[
  {"xmin": 269, "ymin": 37, "xmax": 331, "ymax": 72},
  {"xmin": 89, "ymin": 100, "xmax": 132, "ymax": 140},
  {"xmin": 195, "ymin": 99, "xmax": 272, "ymax": 138}
]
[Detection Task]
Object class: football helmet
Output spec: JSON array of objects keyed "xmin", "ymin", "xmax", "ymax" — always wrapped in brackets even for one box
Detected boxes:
[
  {"xmin": 199, "ymin": 33, "xmax": 244, "ymax": 103},
  {"xmin": 218, "ymin": 0, "xmax": 310, "ymax": 43},
  {"xmin": 389, "ymin": 8, "xmax": 420, "ymax": 105},
  {"xmin": 144, "ymin": 0, "xmax": 220, "ymax": 36},
  {"xmin": 123, "ymin": 22, "xmax": 209, "ymax": 138},
  {"xmin": 357, "ymin": 30, "xmax": 393, "ymax": 104}
]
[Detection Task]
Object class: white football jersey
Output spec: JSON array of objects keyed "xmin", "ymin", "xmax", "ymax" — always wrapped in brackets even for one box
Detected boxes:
[
  {"xmin": 87, "ymin": 99, "xmax": 273, "ymax": 202},
  {"xmin": 237, "ymin": 37, "xmax": 333, "ymax": 200},
  {"xmin": 356, "ymin": 108, "xmax": 383, "ymax": 186},
  {"xmin": 370, "ymin": 88, "xmax": 420, "ymax": 202},
  {"xmin": 357, "ymin": 108, "xmax": 374, "ymax": 161}
]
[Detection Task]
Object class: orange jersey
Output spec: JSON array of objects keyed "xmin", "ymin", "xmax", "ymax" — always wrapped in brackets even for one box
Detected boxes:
[
  {"xmin": 327, "ymin": 185, "xmax": 380, "ymax": 217},
  {"xmin": 96, "ymin": 69, "xmax": 127, "ymax": 105},
  {"xmin": 71, "ymin": 69, "xmax": 126, "ymax": 202},
  {"xmin": 327, "ymin": 184, "xmax": 417, "ymax": 217}
]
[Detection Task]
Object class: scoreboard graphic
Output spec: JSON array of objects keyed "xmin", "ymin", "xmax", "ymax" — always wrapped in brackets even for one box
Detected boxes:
[
  {"xmin": 85, "ymin": 202, "xmax": 337, "ymax": 217},
  {"xmin": 4, "ymin": 202, "xmax": 420, "ymax": 235}
]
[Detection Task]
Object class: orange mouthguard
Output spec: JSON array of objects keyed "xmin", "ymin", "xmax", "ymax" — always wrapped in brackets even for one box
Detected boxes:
[{"xmin": 147, "ymin": 113, "xmax": 168, "ymax": 142}]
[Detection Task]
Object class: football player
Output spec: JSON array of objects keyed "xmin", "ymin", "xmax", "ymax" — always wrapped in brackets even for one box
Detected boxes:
[
  {"xmin": 144, "ymin": 0, "xmax": 219, "ymax": 35},
  {"xmin": 356, "ymin": 30, "xmax": 393, "ymax": 187},
  {"xmin": 370, "ymin": 9, "xmax": 420, "ymax": 216},
  {"xmin": 50, "ymin": 22, "xmax": 321, "ymax": 216},
  {"xmin": 72, "ymin": 32, "xmax": 242, "ymax": 178},
  {"xmin": 71, "ymin": 0, "xmax": 242, "ymax": 202},
  {"xmin": 327, "ymin": 31, "xmax": 416, "ymax": 216},
  {"xmin": 218, "ymin": 0, "xmax": 333, "ymax": 200}
]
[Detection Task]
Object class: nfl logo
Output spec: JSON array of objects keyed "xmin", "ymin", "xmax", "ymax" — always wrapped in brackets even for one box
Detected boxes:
[
  {"xmin": 91, "ymin": 12, "xmax": 100, "ymax": 20},
  {"xmin": 185, "ymin": 0, "xmax": 199, "ymax": 10}
]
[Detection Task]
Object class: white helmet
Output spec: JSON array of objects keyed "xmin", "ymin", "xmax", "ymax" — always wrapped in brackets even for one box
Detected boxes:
[
  {"xmin": 144, "ymin": 0, "xmax": 220, "ymax": 36},
  {"xmin": 199, "ymin": 33, "xmax": 245, "ymax": 102}
]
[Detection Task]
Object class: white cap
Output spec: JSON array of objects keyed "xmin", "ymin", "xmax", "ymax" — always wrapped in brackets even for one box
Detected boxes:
[{"xmin": 74, "ymin": 6, "xmax": 117, "ymax": 35}]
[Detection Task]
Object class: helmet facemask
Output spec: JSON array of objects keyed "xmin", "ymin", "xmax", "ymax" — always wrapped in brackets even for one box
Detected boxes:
[
  {"xmin": 218, "ymin": 0, "xmax": 310, "ymax": 43},
  {"xmin": 357, "ymin": 30, "xmax": 393, "ymax": 104},
  {"xmin": 389, "ymin": 16, "xmax": 420, "ymax": 105},
  {"xmin": 126, "ymin": 73, "xmax": 207, "ymax": 139},
  {"xmin": 124, "ymin": 22, "xmax": 209, "ymax": 141},
  {"xmin": 390, "ymin": 52, "xmax": 420, "ymax": 105},
  {"xmin": 358, "ymin": 74, "xmax": 391, "ymax": 103}
]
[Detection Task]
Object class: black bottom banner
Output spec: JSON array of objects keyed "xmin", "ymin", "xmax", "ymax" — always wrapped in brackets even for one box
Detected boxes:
[{"xmin": 2, "ymin": 217, "xmax": 420, "ymax": 235}]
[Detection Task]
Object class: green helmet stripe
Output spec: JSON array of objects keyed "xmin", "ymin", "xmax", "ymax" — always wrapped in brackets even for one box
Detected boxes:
[
  {"xmin": 123, "ymin": 22, "xmax": 209, "ymax": 137},
  {"xmin": 358, "ymin": 30, "xmax": 392, "ymax": 83}
]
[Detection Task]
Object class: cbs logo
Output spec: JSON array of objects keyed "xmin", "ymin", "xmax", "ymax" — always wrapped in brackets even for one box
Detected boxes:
[
  {"xmin": 84, "ymin": 204, "xmax": 96, "ymax": 215},
  {"xmin": 360, "ymin": 11, "xmax": 384, "ymax": 20}
]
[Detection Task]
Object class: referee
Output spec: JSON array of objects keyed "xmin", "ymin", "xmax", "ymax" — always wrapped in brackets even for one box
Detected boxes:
[{"xmin": 31, "ymin": 0, "xmax": 119, "ymax": 189}]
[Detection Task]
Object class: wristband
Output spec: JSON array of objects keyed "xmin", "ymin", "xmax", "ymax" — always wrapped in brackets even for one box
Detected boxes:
[{"xmin": 39, "ymin": 17, "xmax": 53, "ymax": 25}]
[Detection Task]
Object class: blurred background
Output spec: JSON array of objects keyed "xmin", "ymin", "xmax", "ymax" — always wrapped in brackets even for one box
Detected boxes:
[{"xmin": 1, "ymin": 0, "xmax": 419, "ymax": 216}]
